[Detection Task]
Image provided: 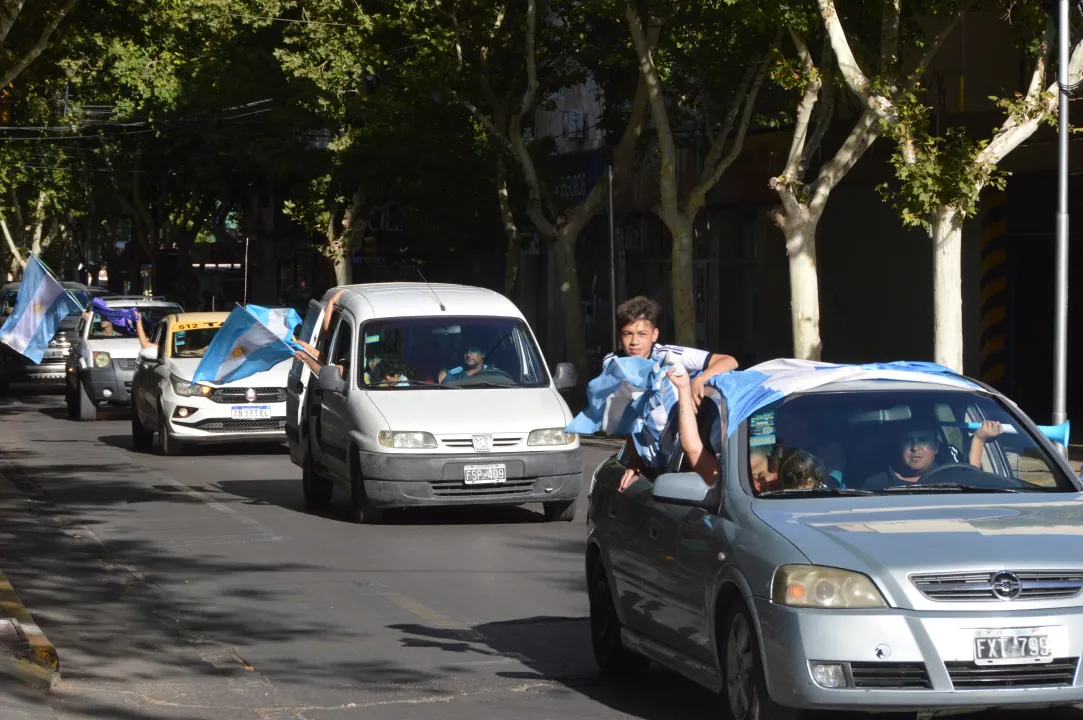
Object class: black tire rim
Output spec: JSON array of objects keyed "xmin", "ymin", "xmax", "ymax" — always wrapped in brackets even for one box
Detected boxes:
[
  {"xmin": 591, "ymin": 576, "xmax": 613, "ymax": 645},
  {"xmin": 725, "ymin": 611, "xmax": 755, "ymax": 720}
]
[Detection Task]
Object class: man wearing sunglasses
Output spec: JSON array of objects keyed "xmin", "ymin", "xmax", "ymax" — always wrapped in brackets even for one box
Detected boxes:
[{"xmin": 862, "ymin": 420, "xmax": 1002, "ymax": 492}]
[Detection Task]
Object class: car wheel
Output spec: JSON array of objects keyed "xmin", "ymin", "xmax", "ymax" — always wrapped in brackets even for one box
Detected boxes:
[
  {"xmin": 719, "ymin": 602, "xmax": 802, "ymax": 720},
  {"xmin": 302, "ymin": 462, "xmax": 333, "ymax": 509},
  {"xmin": 76, "ymin": 380, "xmax": 96, "ymax": 421},
  {"xmin": 543, "ymin": 499, "xmax": 577, "ymax": 522},
  {"xmin": 131, "ymin": 409, "xmax": 154, "ymax": 451},
  {"xmin": 65, "ymin": 385, "xmax": 77, "ymax": 418},
  {"xmin": 589, "ymin": 561, "xmax": 650, "ymax": 678},
  {"xmin": 348, "ymin": 461, "xmax": 385, "ymax": 524},
  {"xmin": 158, "ymin": 407, "xmax": 184, "ymax": 457}
]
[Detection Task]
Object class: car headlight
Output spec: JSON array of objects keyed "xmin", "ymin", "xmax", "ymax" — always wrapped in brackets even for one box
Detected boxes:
[
  {"xmin": 772, "ymin": 565, "xmax": 887, "ymax": 609},
  {"xmin": 378, "ymin": 431, "xmax": 438, "ymax": 449},
  {"xmin": 93, "ymin": 352, "xmax": 111, "ymax": 367},
  {"xmin": 170, "ymin": 374, "xmax": 212, "ymax": 398},
  {"xmin": 528, "ymin": 428, "xmax": 576, "ymax": 446}
]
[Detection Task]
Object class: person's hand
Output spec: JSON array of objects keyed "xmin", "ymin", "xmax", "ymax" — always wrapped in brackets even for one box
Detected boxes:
[
  {"xmin": 618, "ymin": 468, "xmax": 641, "ymax": 492},
  {"xmin": 328, "ymin": 288, "xmax": 345, "ymax": 310},
  {"xmin": 975, "ymin": 420, "xmax": 1004, "ymax": 442},
  {"xmin": 667, "ymin": 366, "xmax": 692, "ymax": 395},
  {"xmin": 690, "ymin": 374, "xmax": 708, "ymax": 408}
]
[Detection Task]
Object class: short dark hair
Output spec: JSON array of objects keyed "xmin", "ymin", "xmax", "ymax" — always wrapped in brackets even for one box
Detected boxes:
[
  {"xmin": 773, "ymin": 447, "xmax": 826, "ymax": 490},
  {"xmin": 616, "ymin": 296, "xmax": 663, "ymax": 330}
]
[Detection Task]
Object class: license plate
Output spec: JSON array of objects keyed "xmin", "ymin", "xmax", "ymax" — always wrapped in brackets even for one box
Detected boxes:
[
  {"xmin": 464, "ymin": 464, "xmax": 506, "ymax": 485},
  {"xmin": 974, "ymin": 628, "xmax": 1055, "ymax": 665},
  {"xmin": 230, "ymin": 405, "xmax": 271, "ymax": 419},
  {"xmin": 44, "ymin": 350, "xmax": 64, "ymax": 360}
]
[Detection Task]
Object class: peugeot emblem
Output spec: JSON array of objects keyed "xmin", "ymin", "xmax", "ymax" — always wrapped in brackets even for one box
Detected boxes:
[
  {"xmin": 245, "ymin": 388, "xmax": 257, "ymax": 402},
  {"xmin": 991, "ymin": 571, "xmax": 1023, "ymax": 600},
  {"xmin": 874, "ymin": 644, "xmax": 891, "ymax": 660}
]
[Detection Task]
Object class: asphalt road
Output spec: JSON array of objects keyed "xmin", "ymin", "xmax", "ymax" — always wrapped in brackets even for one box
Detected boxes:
[{"xmin": 0, "ymin": 389, "xmax": 1080, "ymax": 720}]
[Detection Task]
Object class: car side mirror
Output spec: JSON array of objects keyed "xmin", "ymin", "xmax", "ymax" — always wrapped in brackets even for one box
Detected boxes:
[
  {"xmin": 138, "ymin": 346, "xmax": 159, "ymax": 362},
  {"xmin": 652, "ymin": 472, "xmax": 714, "ymax": 507},
  {"xmin": 318, "ymin": 364, "xmax": 347, "ymax": 394},
  {"xmin": 553, "ymin": 362, "xmax": 577, "ymax": 391}
]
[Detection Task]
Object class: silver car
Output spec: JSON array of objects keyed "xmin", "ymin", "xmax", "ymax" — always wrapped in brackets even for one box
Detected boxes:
[{"xmin": 586, "ymin": 374, "xmax": 1083, "ymax": 718}]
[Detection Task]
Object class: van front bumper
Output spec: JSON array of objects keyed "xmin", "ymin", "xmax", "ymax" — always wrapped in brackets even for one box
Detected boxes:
[{"xmin": 357, "ymin": 448, "xmax": 582, "ymax": 507}]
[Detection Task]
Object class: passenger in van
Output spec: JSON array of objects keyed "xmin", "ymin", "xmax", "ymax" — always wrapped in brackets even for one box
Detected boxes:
[
  {"xmin": 133, "ymin": 310, "xmax": 156, "ymax": 350},
  {"xmin": 655, "ymin": 364, "xmax": 720, "ymax": 486},
  {"xmin": 292, "ymin": 289, "xmax": 347, "ymax": 375},
  {"xmin": 610, "ymin": 296, "xmax": 737, "ymax": 491}
]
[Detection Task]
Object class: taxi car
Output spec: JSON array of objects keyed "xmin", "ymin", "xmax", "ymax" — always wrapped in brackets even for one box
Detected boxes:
[
  {"xmin": 130, "ymin": 312, "xmax": 291, "ymax": 455},
  {"xmin": 587, "ymin": 360, "xmax": 1083, "ymax": 719}
]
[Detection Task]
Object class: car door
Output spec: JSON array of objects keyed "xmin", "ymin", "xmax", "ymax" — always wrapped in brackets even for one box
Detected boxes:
[
  {"xmin": 134, "ymin": 320, "xmax": 167, "ymax": 428},
  {"xmin": 637, "ymin": 445, "xmax": 724, "ymax": 667},
  {"xmin": 314, "ymin": 311, "xmax": 354, "ymax": 481},
  {"xmin": 286, "ymin": 299, "xmax": 326, "ymax": 466}
]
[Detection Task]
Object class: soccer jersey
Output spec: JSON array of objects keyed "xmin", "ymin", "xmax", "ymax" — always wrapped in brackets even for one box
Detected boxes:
[{"xmin": 602, "ymin": 343, "xmax": 712, "ymax": 373}]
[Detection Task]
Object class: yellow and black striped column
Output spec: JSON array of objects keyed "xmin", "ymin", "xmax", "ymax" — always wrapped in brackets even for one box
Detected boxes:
[{"xmin": 979, "ymin": 191, "xmax": 1008, "ymax": 386}]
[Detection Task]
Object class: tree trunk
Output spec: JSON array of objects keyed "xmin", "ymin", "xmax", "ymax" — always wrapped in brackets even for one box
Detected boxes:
[
  {"xmin": 550, "ymin": 230, "xmax": 589, "ymax": 384},
  {"xmin": 496, "ymin": 156, "xmax": 521, "ymax": 299},
  {"xmin": 668, "ymin": 213, "xmax": 696, "ymax": 346},
  {"xmin": 932, "ymin": 205, "xmax": 963, "ymax": 372},
  {"xmin": 334, "ymin": 250, "xmax": 353, "ymax": 286},
  {"xmin": 784, "ymin": 216, "xmax": 823, "ymax": 361}
]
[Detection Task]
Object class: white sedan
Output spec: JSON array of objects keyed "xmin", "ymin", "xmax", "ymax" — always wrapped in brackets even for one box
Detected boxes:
[{"xmin": 130, "ymin": 312, "xmax": 291, "ymax": 455}]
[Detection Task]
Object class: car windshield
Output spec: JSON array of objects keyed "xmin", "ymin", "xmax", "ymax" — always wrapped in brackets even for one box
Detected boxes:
[
  {"xmin": 1, "ymin": 288, "xmax": 87, "ymax": 319},
  {"xmin": 357, "ymin": 316, "xmax": 549, "ymax": 389},
  {"xmin": 746, "ymin": 388, "xmax": 1077, "ymax": 497},
  {"xmin": 89, "ymin": 305, "xmax": 180, "ymax": 340},
  {"xmin": 172, "ymin": 326, "xmax": 220, "ymax": 358}
]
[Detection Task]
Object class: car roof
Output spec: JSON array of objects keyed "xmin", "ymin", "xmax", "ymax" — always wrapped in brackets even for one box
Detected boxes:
[
  {"xmin": 168, "ymin": 311, "xmax": 229, "ymax": 325},
  {"xmin": 101, "ymin": 297, "xmax": 183, "ymax": 308},
  {"xmin": 328, "ymin": 282, "xmax": 524, "ymax": 320},
  {"xmin": 797, "ymin": 378, "xmax": 988, "ymax": 394},
  {"xmin": 2, "ymin": 281, "xmax": 88, "ymax": 291}
]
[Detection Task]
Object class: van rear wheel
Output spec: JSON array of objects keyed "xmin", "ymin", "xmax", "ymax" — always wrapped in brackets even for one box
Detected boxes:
[
  {"xmin": 544, "ymin": 499, "xmax": 576, "ymax": 522},
  {"xmin": 76, "ymin": 380, "xmax": 96, "ymax": 421}
]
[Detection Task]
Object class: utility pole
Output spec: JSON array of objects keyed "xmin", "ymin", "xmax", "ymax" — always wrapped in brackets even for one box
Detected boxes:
[
  {"xmin": 1053, "ymin": 0, "xmax": 1070, "ymax": 440},
  {"xmin": 608, "ymin": 165, "xmax": 617, "ymax": 352}
]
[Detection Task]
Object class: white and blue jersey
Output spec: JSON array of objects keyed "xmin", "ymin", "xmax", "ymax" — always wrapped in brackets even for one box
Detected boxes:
[
  {"xmin": 602, "ymin": 344, "xmax": 712, "ymax": 374},
  {"xmin": 442, "ymin": 364, "xmax": 489, "ymax": 383}
]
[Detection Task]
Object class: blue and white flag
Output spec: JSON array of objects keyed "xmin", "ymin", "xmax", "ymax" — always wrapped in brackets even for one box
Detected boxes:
[
  {"xmin": 190, "ymin": 304, "xmax": 303, "ymax": 386},
  {"xmin": 705, "ymin": 359, "xmax": 978, "ymax": 445},
  {"xmin": 0, "ymin": 255, "xmax": 83, "ymax": 364},
  {"xmin": 566, "ymin": 356, "xmax": 690, "ymax": 469}
]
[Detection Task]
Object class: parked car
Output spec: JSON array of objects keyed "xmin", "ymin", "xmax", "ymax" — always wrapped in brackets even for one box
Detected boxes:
[
  {"xmin": 586, "ymin": 362, "xmax": 1083, "ymax": 719},
  {"xmin": 286, "ymin": 283, "xmax": 581, "ymax": 524},
  {"xmin": 66, "ymin": 296, "xmax": 183, "ymax": 419},
  {"xmin": 130, "ymin": 311, "xmax": 291, "ymax": 455},
  {"xmin": 0, "ymin": 281, "xmax": 90, "ymax": 394}
]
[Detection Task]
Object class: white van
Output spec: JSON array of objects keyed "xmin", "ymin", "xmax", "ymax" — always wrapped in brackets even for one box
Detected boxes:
[{"xmin": 285, "ymin": 283, "xmax": 582, "ymax": 524}]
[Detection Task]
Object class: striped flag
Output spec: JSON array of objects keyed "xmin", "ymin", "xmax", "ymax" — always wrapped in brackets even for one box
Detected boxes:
[
  {"xmin": 0, "ymin": 255, "xmax": 84, "ymax": 364},
  {"xmin": 190, "ymin": 304, "xmax": 303, "ymax": 386}
]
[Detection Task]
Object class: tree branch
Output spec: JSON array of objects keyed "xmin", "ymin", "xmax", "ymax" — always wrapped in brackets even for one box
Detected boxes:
[
  {"xmin": 687, "ymin": 31, "xmax": 778, "ymax": 213},
  {"xmin": 778, "ymin": 30, "xmax": 822, "ymax": 183},
  {"xmin": 705, "ymin": 54, "xmax": 759, "ymax": 169},
  {"xmin": 1, "ymin": 216, "xmax": 23, "ymax": 268},
  {"xmin": 801, "ymin": 36, "xmax": 837, "ymax": 175},
  {"xmin": 517, "ymin": 0, "xmax": 539, "ymax": 121},
  {"xmin": 10, "ymin": 187, "xmax": 23, "ymax": 235},
  {"xmin": 818, "ymin": 0, "xmax": 895, "ymax": 121},
  {"xmin": 901, "ymin": 4, "xmax": 972, "ymax": 91},
  {"xmin": 976, "ymin": 17, "xmax": 1070, "ymax": 168},
  {"xmin": 0, "ymin": 0, "xmax": 29, "ymax": 45},
  {"xmin": 809, "ymin": 110, "xmax": 881, "ymax": 215},
  {"xmin": 881, "ymin": 0, "xmax": 901, "ymax": 76},
  {"xmin": 0, "ymin": 0, "xmax": 80, "ymax": 88}
]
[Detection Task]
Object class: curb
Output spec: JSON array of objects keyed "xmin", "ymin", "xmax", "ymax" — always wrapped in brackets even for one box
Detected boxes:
[{"xmin": 0, "ymin": 570, "xmax": 59, "ymax": 691}]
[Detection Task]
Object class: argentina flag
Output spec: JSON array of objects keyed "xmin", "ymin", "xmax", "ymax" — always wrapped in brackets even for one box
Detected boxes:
[
  {"xmin": 190, "ymin": 304, "xmax": 303, "ymax": 386},
  {"xmin": 0, "ymin": 255, "xmax": 84, "ymax": 364}
]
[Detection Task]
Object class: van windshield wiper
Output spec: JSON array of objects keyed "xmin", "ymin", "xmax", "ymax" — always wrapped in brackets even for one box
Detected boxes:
[
  {"xmin": 758, "ymin": 488, "xmax": 875, "ymax": 498},
  {"xmin": 370, "ymin": 379, "xmax": 460, "ymax": 389},
  {"xmin": 882, "ymin": 483, "xmax": 1020, "ymax": 494}
]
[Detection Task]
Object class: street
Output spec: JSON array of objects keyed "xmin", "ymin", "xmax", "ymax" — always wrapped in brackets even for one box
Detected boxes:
[{"xmin": 0, "ymin": 391, "xmax": 1079, "ymax": 720}]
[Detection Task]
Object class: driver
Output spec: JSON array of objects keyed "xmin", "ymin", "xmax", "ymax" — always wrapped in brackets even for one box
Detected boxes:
[
  {"xmin": 862, "ymin": 420, "xmax": 1003, "ymax": 491},
  {"xmin": 440, "ymin": 345, "xmax": 489, "ymax": 384}
]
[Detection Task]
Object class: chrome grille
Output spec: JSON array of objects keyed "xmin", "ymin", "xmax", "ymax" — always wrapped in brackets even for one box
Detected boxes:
[
  {"xmin": 430, "ymin": 479, "xmax": 535, "ymax": 498},
  {"xmin": 946, "ymin": 658, "xmax": 1078, "ymax": 689},
  {"xmin": 849, "ymin": 662, "xmax": 931, "ymax": 689},
  {"xmin": 208, "ymin": 387, "xmax": 286, "ymax": 404},
  {"xmin": 440, "ymin": 435, "xmax": 523, "ymax": 449},
  {"xmin": 911, "ymin": 571, "xmax": 1083, "ymax": 601},
  {"xmin": 189, "ymin": 418, "xmax": 285, "ymax": 433}
]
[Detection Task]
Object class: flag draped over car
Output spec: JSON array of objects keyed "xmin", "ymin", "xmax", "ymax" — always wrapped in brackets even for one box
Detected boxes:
[
  {"xmin": 0, "ymin": 254, "xmax": 84, "ymax": 364},
  {"xmin": 88, "ymin": 297, "xmax": 139, "ymax": 335},
  {"xmin": 565, "ymin": 356, "xmax": 686, "ymax": 470},
  {"xmin": 190, "ymin": 304, "xmax": 303, "ymax": 386},
  {"xmin": 704, "ymin": 359, "xmax": 979, "ymax": 449}
]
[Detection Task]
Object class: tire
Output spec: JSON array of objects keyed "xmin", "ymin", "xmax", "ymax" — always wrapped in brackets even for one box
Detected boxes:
[
  {"xmin": 66, "ymin": 385, "xmax": 77, "ymax": 418},
  {"xmin": 302, "ymin": 462, "xmax": 333, "ymax": 509},
  {"xmin": 347, "ymin": 460, "xmax": 385, "ymax": 524},
  {"xmin": 131, "ymin": 409, "xmax": 154, "ymax": 451},
  {"xmin": 719, "ymin": 601, "xmax": 802, "ymax": 720},
  {"xmin": 544, "ymin": 499, "xmax": 577, "ymax": 522},
  {"xmin": 589, "ymin": 561, "xmax": 650, "ymax": 678},
  {"xmin": 159, "ymin": 408, "xmax": 184, "ymax": 456},
  {"xmin": 76, "ymin": 380, "xmax": 96, "ymax": 421}
]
